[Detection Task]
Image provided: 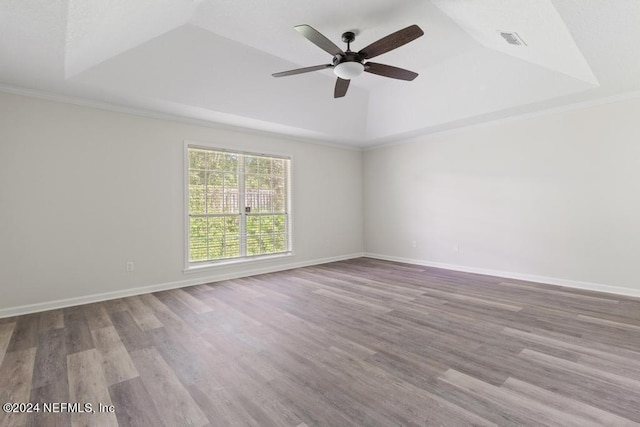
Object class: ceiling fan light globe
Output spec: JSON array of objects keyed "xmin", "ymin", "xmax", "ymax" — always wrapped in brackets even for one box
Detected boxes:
[{"xmin": 334, "ymin": 62, "xmax": 365, "ymax": 80}]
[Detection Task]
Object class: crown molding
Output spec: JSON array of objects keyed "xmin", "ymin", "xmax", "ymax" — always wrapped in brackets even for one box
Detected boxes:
[
  {"xmin": 4, "ymin": 82, "xmax": 640, "ymax": 153},
  {"xmin": 0, "ymin": 83, "xmax": 363, "ymax": 152},
  {"xmin": 365, "ymin": 89, "xmax": 640, "ymax": 150}
]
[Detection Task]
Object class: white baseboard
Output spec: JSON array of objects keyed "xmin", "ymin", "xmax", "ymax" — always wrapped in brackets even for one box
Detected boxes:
[
  {"xmin": 5, "ymin": 251, "xmax": 637, "ymax": 318},
  {"xmin": 0, "ymin": 253, "xmax": 364, "ymax": 318},
  {"xmin": 363, "ymin": 252, "xmax": 640, "ymax": 299}
]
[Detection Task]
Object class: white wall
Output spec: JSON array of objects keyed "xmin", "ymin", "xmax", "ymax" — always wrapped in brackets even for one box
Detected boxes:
[
  {"xmin": 364, "ymin": 96, "xmax": 640, "ymax": 295},
  {"xmin": 0, "ymin": 92, "xmax": 363, "ymax": 314},
  {"xmin": 3, "ymin": 90, "xmax": 640, "ymax": 315}
]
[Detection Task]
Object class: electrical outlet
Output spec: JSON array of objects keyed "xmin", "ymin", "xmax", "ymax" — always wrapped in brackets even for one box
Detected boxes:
[
  {"xmin": 453, "ymin": 244, "xmax": 460, "ymax": 253},
  {"xmin": 126, "ymin": 261, "xmax": 135, "ymax": 272},
  {"xmin": 411, "ymin": 240, "xmax": 417, "ymax": 248}
]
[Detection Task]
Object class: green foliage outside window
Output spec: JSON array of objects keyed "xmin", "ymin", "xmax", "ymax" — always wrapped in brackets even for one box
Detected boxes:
[{"xmin": 188, "ymin": 148, "xmax": 289, "ymax": 263}]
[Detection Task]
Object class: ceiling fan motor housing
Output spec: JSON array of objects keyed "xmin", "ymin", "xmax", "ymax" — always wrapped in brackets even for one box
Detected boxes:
[{"xmin": 332, "ymin": 51, "xmax": 364, "ymax": 66}]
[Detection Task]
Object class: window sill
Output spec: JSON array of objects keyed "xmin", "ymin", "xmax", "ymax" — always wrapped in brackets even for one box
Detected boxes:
[{"xmin": 183, "ymin": 252, "xmax": 293, "ymax": 274}]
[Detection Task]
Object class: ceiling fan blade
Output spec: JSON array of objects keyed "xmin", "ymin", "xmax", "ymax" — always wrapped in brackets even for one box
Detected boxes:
[
  {"xmin": 358, "ymin": 25, "xmax": 424, "ymax": 59},
  {"xmin": 295, "ymin": 25, "xmax": 344, "ymax": 56},
  {"xmin": 365, "ymin": 62, "xmax": 418, "ymax": 81},
  {"xmin": 334, "ymin": 78, "xmax": 350, "ymax": 98},
  {"xmin": 272, "ymin": 64, "xmax": 332, "ymax": 77}
]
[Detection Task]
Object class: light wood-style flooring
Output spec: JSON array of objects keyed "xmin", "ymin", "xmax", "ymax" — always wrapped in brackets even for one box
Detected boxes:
[{"xmin": 2, "ymin": 258, "xmax": 640, "ymax": 426}]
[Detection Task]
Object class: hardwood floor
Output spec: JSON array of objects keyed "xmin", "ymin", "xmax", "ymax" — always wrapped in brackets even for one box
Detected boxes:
[{"xmin": 2, "ymin": 257, "xmax": 640, "ymax": 426}]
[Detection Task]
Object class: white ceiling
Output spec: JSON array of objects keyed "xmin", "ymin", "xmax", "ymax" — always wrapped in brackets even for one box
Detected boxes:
[{"xmin": 1, "ymin": 0, "xmax": 640, "ymax": 148}]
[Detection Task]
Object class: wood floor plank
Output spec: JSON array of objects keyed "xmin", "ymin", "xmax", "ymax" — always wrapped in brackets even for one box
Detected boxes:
[
  {"xmin": 519, "ymin": 348, "xmax": 640, "ymax": 393},
  {"xmin": 67, "ymin": 348, "xmax": 118, "ymax": 427},
  {"xmin": 83, "ymin": 304, "xmax": 113, "ymax": 331},
  {"xmin": 328, "ymin": 348, "xmax": 496, "ymax": 427},
  {"xmin": 299, "ymin": 269, "xmax": 417, "ymax": 303},
  {"xmin": 502, "ymin": 376, "xmax": 638, "ymax": 426},
  {"xmin": 168, "ymin": 288, "xmax": 214, "ymax": 314},
  {"xmin": 307, "ymin": 265, "xmax": 428, "ymax": 297},
  {"xmin": 108, "ymin": 310, "xmax": 152, "ymax": 353},
  {"xmin": 101, "ymin": 298, "xmax": 129, "ymax": 314},
  {"xmin": 577, "ymin": 313, "xmax": 640, "ymax": 331},
  {"xmin": 502, "ymin": 326, "xmax": 640, "ymax": 365},
  {"xmin": 439, "ymin": 368, "xmax": 593, "ymax": 427},
  {"xmin": 124, "ymin": 296, "xmax": 163, "ymax": 331},
  {"xmin": 150, "ymin": 291, "xmax": 211, "ymax": 333},
  {"xmin": 38, "ymin": 309, "xmax": 64, "ymax": 332},
  {"xmin": 32, "ymin": 328, "xmax": 67, "ymax": 389},
  {"xmin": 0, "ymin": 322, "xmax": 15, "ymax": 366},
  {"xmin": 6, "ymin": 314, "xmax": 39, "ymax": 352},
  {"xmin": 28, "ymin": 330, "xmax": 70, "ymax": 426},
  {"xmin": 63, "ymin": 308, "xmax": 94, "ymax": 355},
  {"xmin": 505, "ymin": 353, "xmax": 640, "ymax": 423},
  {"xmin": 3, "ymin": 258, "xmax": 640, "ymax": 425},
  {"xmin": 28, "ymin": 381, "xmax": 71, "ymax": 426},
  {"xmin": 577, "ymin": 353, "xmax": 640, "ymax": 382},
  {"xmin": 0, "ymin": 316, "xmax": 18, "ymax": 324},
  {"xmin": 91, "ymin": 326, "xmax": 138, "ymax": 386},
  {"xmin": 137, "ymin": 293, "xmax": 188, "ymax": 331},
  {"xmin": 130, "ymin": 347, "xmax": 209, "ymax": 426},
  {"xmin": 109, "ymin": 377, "xmax": 164, "ymax": 427},
  {"xmin": 0, "ymin": 348, "xmax": 37, "ymax": 427},
  {"xmin": 232, "ymin": 358, "xmax": 307, "ymax": 426},
  {"xmin": 499, "ymin": 281, "xmax": 621, "ymax": 304},
  {"xmin": 420, "ymin": 287, "xmax": 524, "ymax": 311},
  {"xmin": 185, "ymin": 383, "xmax": 261, "ymax": 427},
  {"xmin": 311, "ymin": 288, "xmax": 394, "ymax": 314},
  {"xmin": 146, "ymin": 326, "xmax": 221, "ymax": 387}
]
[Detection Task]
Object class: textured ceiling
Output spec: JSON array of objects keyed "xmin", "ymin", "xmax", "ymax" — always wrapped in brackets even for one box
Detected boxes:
[
  {"xmin": 1, "ymin": 0, "xmax": 639, "ymax": 147},
  {"xmin": 432, "ymin": 0, "xmax": 598, "ymax": 84}
]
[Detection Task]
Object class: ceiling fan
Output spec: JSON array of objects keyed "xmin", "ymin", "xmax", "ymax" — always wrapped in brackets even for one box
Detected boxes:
[{"xmin": 273, "ymin": 24, "xmax": 424, "ymax": 98}]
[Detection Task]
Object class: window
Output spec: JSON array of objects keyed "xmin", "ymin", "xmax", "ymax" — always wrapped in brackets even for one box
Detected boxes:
[{"xmin": 186, "ymin": 145, "xmax": 291, "ymax": 266}]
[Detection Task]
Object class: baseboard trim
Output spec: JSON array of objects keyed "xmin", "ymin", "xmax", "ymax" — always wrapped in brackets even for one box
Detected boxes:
[
  {"xmin": 6, "ymin": 251, "xmax": 637, "ymax": 318},
  {"xmin": 0, "ymin": 253, "xmax": 364, "ymax": 318},
  {"xmin": 363, "ymin": 252, "xmax": 640, "ymax": 299}
]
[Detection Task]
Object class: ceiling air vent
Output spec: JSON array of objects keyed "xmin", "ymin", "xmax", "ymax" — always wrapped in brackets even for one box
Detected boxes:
[{"xmin": 500, "ymin": 31, "xmax": 527, "ymax": 46}]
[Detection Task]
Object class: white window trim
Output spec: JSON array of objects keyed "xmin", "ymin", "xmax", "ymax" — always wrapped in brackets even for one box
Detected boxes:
[{"xmin": 183, "ymin": 140, "xmax": 293, "ymax": 272}]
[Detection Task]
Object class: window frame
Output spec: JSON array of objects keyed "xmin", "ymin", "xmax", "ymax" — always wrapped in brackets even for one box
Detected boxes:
[{"xmin": 183, "ymin": 140, "xmax": 293, "ymax": 272}]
